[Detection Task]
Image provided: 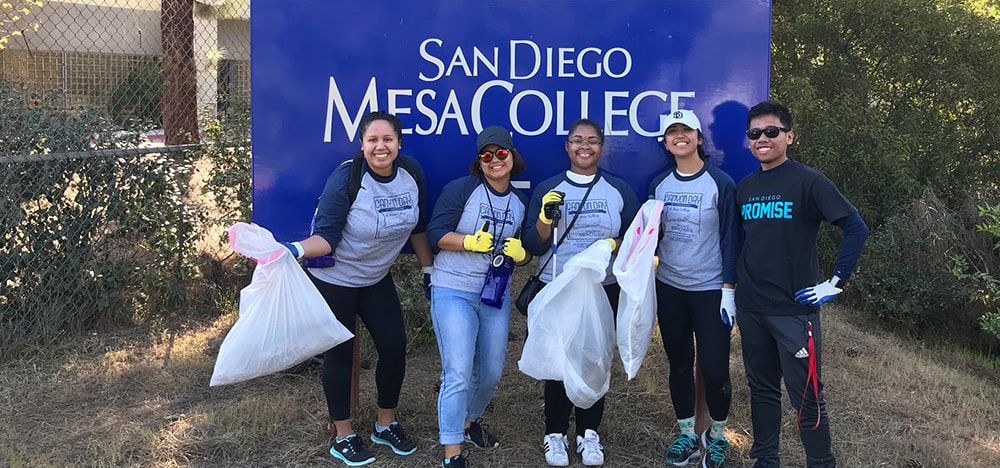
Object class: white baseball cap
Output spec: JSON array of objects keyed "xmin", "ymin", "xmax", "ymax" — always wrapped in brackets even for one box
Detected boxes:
[{"xmin": 657, "ymin": 109, "xmax": 702, "ymax": 141}]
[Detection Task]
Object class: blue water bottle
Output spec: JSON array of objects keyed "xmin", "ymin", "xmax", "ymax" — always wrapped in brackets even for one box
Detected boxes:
[{"xmin": 480, "ymin": 227, "xmax": 518, "ymax": 308}]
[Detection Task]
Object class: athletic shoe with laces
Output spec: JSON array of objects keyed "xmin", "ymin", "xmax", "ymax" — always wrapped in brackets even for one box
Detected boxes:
[
  {"xmin": 665, "ymin": 433, "xmax": 701, "ymax": 466},
  {"xmin": 442, "ymin": 450, "xmax": 470, "ymax": 467},
  {"xmin": 464, "ymin": 418, "xmax": 500, "ymax": 448},
  {"xmin": 330, "ymin": 434, "xmax": 376, "ymax": 466},
  {"xmin": 370, "ymin": 422, "xmax": 417, "ymax": 455},
  {"xmin": 542, "ymin": 433, "xmax": 570, "ymax": 466},
  {"xmin": 576, "ymin": 429, "xmax": 605, "ymax": 466},
  {"xmin": 700, "ymin": 429, "xmax": 730, "ymax": 468}
]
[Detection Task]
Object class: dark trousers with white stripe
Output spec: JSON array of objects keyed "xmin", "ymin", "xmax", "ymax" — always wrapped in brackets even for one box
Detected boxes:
[{"xmin": 738, "ymin": 311, "xmax": 836, "ymax": 468}]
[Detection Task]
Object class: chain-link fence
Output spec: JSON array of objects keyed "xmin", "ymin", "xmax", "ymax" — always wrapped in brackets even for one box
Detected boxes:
[{"xmin": 1, "ymin": 0, "xmax": 251, "ymax": 361}]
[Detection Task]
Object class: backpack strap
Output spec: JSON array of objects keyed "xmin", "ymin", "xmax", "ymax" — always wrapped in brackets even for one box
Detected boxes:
[{"xmin": 347, "ymin": 153, "xmax": 364, "ymax": 204}]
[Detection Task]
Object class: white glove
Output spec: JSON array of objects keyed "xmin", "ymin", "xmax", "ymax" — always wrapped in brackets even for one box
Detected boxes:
[
  {"xmin": 720, "ymin": 288, "xmax": 736, "ymax": 329},
  {"xmin": 794, "ymin": 277, "xmax": 843, "ymax": 306}
]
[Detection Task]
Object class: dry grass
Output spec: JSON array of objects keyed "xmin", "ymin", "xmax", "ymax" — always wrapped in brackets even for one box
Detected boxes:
[{"xmin": 2, "ymin": 283, "xmax": 999, "ymax": 467}]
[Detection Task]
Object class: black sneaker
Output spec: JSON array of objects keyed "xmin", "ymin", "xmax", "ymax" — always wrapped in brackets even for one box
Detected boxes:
[
  {"xmin": 370, "ymin": 422, "xmax": 417, "ymax": 455},
  {"xmin": 752, "ymin": 458, "xmax": 779, "ymax": 468},
  {"xmin": 665, "ymin": 433, "xmax": 701, "ymax": 466},
  {"xmin": 700, "ymin": 430, "xmax": 730, "ymax": 468},
  {"xmin": 442, "ymin": 450, "xmax": 470, "ymax": 467},
  {"xmin": 329, "ymin": 434, "xmax": 376, "ymax": 466},
  {"xmin": 464, "ymin": 418, "xmax": 500, "ymax": 448}
]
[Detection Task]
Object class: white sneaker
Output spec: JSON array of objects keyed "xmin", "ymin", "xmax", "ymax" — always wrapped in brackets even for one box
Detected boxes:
[
  {"xmin": 543, "ymin": 433, "xmax": 570, "ymax": 466},
  {"xmin": 576, "ymin": 429, "xmax": 605, "ymax": 466}
]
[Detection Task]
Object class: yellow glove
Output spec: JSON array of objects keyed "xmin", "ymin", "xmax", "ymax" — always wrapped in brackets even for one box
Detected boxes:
[
  {"xmin": 502, "ymin": 237, "xmax": 527, "ymax": 262},
  {"xmin": 539, "ymin": 190, "xmax": 564, "ymax": 225},
  {"xmin": 463, "ymin": 224, "xmax": 494, "ymax": 253},
  {"xmin": 605, "ymin": 238, "xmax": 617, "ymax": 251}
]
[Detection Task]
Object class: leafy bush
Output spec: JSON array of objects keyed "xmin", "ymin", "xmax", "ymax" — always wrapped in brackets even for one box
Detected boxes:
[
  {"xmin": 0, "ymin": 81, "xmax": 141, "ymax": 156},
  {"xmin": 853, "ymin": 189, "xmax": 998, "ymax": 347},
  {"xmin": 109, "ymin": 57, "xmax": 163, "ymax": 128},
  {"xmin": 197, "ymin": 97, "xmax": 252, "ymax": 227},
  {"xmin": 952, "ymin": 202, "xmax": 1000, "ymax": 341},
  {"xmin": 772, "ymin": 0, "xmax": 1000, "ymax": 349},
  {"xmin": 0, "ymin": 80, "xmax": 204, "ymax": 360}
]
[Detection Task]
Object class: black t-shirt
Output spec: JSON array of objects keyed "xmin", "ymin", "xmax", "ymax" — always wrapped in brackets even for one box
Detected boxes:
[{"xmin": 736, "ymin": 159, "xmax": 856, "ymax": 315}]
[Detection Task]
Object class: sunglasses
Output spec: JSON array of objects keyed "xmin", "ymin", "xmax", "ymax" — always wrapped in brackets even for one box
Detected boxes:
[
  {"xmin": 746, "ymin": 126, "xmax": 790, "ymax": 140},
  {"xmin": 478, "ymin": 148, "xmax": 510, "ymax": 163}
]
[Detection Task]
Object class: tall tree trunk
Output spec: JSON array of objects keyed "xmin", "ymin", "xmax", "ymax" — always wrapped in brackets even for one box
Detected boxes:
[{"xmin": 161, "ymin": 0, "xmax": 198, "ymax": 145}]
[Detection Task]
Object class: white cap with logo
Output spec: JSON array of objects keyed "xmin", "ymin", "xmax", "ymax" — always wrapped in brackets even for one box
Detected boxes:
[{"xmin": 657, "ymin": 109, "xmax": 702, "ymax": 141}]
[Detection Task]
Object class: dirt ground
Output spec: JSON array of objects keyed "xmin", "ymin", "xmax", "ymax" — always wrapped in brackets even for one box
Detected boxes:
[{"xmin": 2, "ymin": 261, "xmax": 999, "ymax": 467}]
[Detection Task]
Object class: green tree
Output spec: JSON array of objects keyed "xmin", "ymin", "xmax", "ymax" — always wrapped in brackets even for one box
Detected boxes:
[
  {"xmin": 772, "ymin": 0, "xmax": 1000, "ymax": 346},
  {"xmin": 773, "ymin": 0, "xmax": 1000, "ymax": 228}
]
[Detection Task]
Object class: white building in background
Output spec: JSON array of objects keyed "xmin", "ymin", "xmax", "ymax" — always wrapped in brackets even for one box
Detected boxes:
[{"xmin": 1, "ymin": 0, "xmax": 249, "ymax": 118}]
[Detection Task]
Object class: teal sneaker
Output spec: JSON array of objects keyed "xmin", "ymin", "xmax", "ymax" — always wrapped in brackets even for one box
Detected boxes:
[
  {"xmin": 700, "ymin": 429, "xmax": 730, "ymax": 468},
  {"xmin": 665, "ymin": 433, "xmax": 701, "ymax": 466},
  {"xmin": 370, "ymin": 421, "xmax": 417, "ymax": 455},
  {"xmin": 330, "ymin": 434, "xmax": 375, "ymax": 466}
]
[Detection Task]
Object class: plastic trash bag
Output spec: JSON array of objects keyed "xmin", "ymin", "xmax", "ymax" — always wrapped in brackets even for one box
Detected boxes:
[
  {"xmin": 519, "ymin": 240, "xmax": 615, "ymax": 408},
  {"xmin": 210, "ymin": 222, "xmax": 354, "ymax": 386},
  {"xmin": 613, "ymin": 200, "xmax": 663, "ymax": 380}
]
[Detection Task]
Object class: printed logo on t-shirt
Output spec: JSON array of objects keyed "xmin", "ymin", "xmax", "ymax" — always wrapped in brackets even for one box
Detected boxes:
[
  {"xmin": 741, "ymin": 194, "xmax": 794, "ymax": 220},
  {"xmin": 566, "ymin": 198, "xmax": 612, "ymax": 248},
  {"xmin": 374, "ymin": 192, "xmax": 417, "ymax": 238},
  {"xmin": 477, "ymin": 203, "xmax": 513, "ymax": 229},
  {"xmin": 661, "ymin": 191, "xmax": 703, "ymax": 243}
]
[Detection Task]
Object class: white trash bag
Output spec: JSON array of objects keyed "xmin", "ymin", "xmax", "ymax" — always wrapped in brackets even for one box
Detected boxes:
[
  {"xmin": 613, "ymin": 200, "xmax": 663, "ymax": 380},
  {"xmin": 210, "ymin": 222, "xmax": 353, "ymax": 386},
  {"xmin": 519, "ymin": 240, "xmax": 615, "ymax": 408}
]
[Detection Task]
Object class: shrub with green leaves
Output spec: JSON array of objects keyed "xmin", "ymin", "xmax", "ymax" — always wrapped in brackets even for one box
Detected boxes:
[
  {"xmin": 197, "ymin": 96, "xmax": 252, "ymax": 228},
  {"xmin": 772, "ymin": 0, "xmax": 1000, "ymax": 348},
  {"xmin": 1, "ymin": 80, "xmax": 203, "ymax": 361},
  {"xmin": 952, "ymin": 202, "xmax": 1000, "ymax": 341},
  {"xmin": 852, "ymin": 189, "xmax": 998, "ymax": 347}
]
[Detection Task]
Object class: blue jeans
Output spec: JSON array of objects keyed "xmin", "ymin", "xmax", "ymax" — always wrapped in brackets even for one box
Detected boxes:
[{"xmin": 430, "ymin": 286, "xmax": 511, "ymax": 445}]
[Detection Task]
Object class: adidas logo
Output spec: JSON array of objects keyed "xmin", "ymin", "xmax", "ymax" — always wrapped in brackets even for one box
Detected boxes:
[{"xmin": 794, "ymin": 347, "xmax": 809, "ymax": 358}]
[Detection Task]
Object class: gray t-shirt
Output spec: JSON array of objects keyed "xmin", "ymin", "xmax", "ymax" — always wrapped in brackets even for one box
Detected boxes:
[
  {"xmin": 309, "ymin": 155, "xmax": 427, "ymax": 287},
  {"xmin": 523, "ymin": 170, "xmax": 641, "ymax": 285},
  {"xmin": 427, "ymin": 176, "xmax": 528, "ymax": 294},
  {"xmin": 649, "ymin": 163, "xmax": 739, "ymax": 291}
]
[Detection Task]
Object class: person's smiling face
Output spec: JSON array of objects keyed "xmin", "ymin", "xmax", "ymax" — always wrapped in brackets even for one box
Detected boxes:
[
  {"xmin": 478, "ymin": 144, "xmax": 513, "ymax": 185},
  {"xmin": 747, "ymin": 114, "xmax": 793, "ymax": 170},
  {"xmin": 663, "ymin": 123, "xmax": 701, "ymax": 160},
  {"xmin": 565, "ymin": 124, "xmax": 603, "ymax": 175},
  {"xmin": 361, "ymin": 119, "xmax": 400, "ymax": 177}
]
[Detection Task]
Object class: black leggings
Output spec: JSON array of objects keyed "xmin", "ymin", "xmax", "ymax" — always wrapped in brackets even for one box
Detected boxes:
[
  {"xmin": 655, "ymin": 281, "xmax": 732, "ymax": 422},
  {"xmin": 544, "ymin": 282, "xmax": 620, "ymax": 436},
  {"xmin": 309, "ymin": 272, "xmax": 407, "ymax": 422}
]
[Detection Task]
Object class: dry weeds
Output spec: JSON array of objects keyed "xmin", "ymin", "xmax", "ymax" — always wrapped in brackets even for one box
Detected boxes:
[{"xmin": 2, "ymin": 295, "xmax": 999, "ymax": 467}]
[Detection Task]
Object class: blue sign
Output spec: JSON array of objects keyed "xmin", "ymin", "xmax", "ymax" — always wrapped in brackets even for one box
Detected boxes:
[{"xmin": 251, "ymin": 0, "xmax": 771, "ymax": 241}]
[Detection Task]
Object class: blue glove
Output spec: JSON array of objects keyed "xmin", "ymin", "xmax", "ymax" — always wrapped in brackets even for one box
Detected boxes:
[
  {"xmin": 720, "ymin": 288, "xmax": 736, "ymax": 329},
  {"xmin": 422, "ymin": 266, "xmax": 434, "ymax": 301},
  {"xmin": 280, "ymin": 241, "xmax": 303, "ymax": 259},
  {"xmin": 794, "ymin": 277, "xmax": 843, "ymax": 306}
]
